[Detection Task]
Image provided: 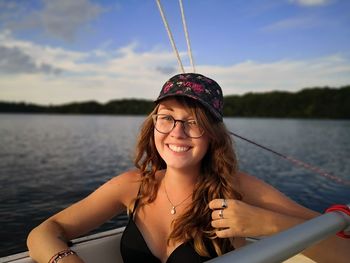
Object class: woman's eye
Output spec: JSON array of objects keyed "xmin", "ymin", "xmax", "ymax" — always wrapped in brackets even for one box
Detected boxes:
[
  {"xmin": 160, "ymin": 115, "xmax": 173, "ymax": 121},
  {"xmin": 187, "ymin": 120, "xmax": 197, "ymax": 126}
]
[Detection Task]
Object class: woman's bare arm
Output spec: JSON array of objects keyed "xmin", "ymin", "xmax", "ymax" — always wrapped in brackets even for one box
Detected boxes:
[
  {"xmin": 27, "ymin": 170, "xmax": 141, "ymax": 263},
  {"xmin": 238, "ymin": 172, "xmax": 350, "ymax": 263}
]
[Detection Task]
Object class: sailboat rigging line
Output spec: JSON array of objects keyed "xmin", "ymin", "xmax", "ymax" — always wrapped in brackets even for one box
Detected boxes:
[
  {"xmin": 179, "ymin": 0, "xmax": 195, "ymax": 72},
  {"xmin": 230, "ymin": 131, "xmax": 350, "ymax": 186},
  {"xmin": 154, "ymin": 1, "xmax": 348, "ymax": 187},
  {"xmin": 156, "ymin": 0, "xmax": 185, "ymax": 73}
]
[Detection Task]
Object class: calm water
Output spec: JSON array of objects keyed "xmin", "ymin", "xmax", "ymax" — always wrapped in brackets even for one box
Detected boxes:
[{"xmin": 0, "ymin": 114, "xmax": 349, "ymax": 257}]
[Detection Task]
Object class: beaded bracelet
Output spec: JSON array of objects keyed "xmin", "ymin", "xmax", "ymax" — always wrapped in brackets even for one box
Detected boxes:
[{"xmin": 48, "ymin": 249, "xmax": 76, "ymax": 263}]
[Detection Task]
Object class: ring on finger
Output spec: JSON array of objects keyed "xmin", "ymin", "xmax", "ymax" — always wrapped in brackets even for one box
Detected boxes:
[
  {"xmin": 221, "ymin": 199, "xmax": 228, "ymax": 209},
  {"xmin": 219, "ymin": 209, "xmax": 224, "ymax": 219}
]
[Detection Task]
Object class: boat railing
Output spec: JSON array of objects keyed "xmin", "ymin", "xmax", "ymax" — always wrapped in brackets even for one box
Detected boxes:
[
  {"xmin": 1, "ymin": 205, "xmax": 349, "ymax": 263},
  {"xmin": 208, "ymin": 204, "xmax": 350, "ymax": 263}
]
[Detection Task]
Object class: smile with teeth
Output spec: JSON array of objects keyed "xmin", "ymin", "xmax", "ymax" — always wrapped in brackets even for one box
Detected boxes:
[{"xmin": 167, "ymin": 144, "xmax": 191, "ymax": 153}]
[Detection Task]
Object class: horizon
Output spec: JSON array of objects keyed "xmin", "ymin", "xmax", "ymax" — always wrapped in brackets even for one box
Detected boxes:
[
  {"xmin": 1, "ymin": 83, "xmax": 347, "ymax": 107},
  {"xmin": 1, "ymin": 0, "xmax": 350, "ymax": 104}
]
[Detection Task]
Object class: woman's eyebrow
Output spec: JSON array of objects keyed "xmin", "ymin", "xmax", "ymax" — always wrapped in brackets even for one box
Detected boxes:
[
  {"xmin": 158, "ymin": 106, "xmax": 174, "ymax": 112},
  {"xmin": 157, "ymin": 105, "xmax": 195, "ymax": 119}
]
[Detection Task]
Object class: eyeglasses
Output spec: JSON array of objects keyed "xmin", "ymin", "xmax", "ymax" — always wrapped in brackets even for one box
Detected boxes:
[{"xmin": 152, "ymin": 114, "xmax": 204, "ymax": 138}]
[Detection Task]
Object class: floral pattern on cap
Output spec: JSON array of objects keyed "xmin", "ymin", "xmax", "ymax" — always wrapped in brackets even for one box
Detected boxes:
[{"xmin": 155, "ymin": 73, "xmax": 224, "ymax": 121}]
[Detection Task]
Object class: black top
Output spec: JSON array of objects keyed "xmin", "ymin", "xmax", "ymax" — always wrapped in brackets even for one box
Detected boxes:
[{"xmin": 120, "ymin": 195, "xmax": 217, "ymax": 263}]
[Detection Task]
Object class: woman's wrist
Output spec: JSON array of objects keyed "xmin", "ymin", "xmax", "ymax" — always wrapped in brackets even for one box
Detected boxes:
[
  {"xmin": 54, "ymin": 254, "xmax": 84, "ymax": 263},
  {"xmin": 48, "ymin": 249, "xmax": 79, "ymax": 263}
]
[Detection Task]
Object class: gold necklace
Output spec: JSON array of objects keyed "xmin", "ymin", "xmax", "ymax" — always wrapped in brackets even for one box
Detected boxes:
[{"xmin": 164, "ymin": 182, "xmax": 192, "ymax": 215}]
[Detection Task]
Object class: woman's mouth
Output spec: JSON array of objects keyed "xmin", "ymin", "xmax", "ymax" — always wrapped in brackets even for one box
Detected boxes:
[{"xmin": 167, "ymin": 144, "xmax": 191, "ymax": 153}]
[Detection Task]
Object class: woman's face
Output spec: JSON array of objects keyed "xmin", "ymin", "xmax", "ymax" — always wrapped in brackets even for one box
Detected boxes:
[{"xmin": 154, "ymin": 98, "xmax": 209, "ymax": 172}]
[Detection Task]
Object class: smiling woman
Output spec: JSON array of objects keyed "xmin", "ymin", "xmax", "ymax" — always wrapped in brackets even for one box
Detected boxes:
[
  {"xmin": 1, "ymin": 1, "xmax": 350, "ymax": 262},
  {"xmin": 23, "ymin": 73, "xmax": 350, "ymax": 263}
]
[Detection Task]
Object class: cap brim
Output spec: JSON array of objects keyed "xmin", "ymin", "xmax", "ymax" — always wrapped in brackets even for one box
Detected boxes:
[{"xmin": 154, "ymin": 94, "xmax": 223, "ymax": 121}]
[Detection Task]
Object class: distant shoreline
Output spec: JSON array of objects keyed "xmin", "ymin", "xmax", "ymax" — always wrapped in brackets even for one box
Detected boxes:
[{"xmin": 1, "ymin": 85, "xmax": 349, "ymax": 119}]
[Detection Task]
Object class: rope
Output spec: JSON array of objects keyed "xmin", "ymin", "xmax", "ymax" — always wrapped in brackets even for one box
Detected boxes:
[
  {"xmin": 154, "ymin": 1, "xmax": 348, "ymax": 188},
  {"xmin": 325, "ymin": 204, "xmax": 350, "ymax": 238},
  {"xmin": 179, "ymin": 0, "xmax": 195, "ymax": 72},
  {"xmin": 230, "ymin": 131, "xmax": 350, "ymax": 186},
  {"xmin": 155, "ymin": 0, "xmax": 185, "ymax": 73}
]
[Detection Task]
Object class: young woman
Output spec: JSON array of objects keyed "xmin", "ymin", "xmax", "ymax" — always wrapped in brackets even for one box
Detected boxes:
[{"xmin": 27, "ymin": 73, "xmax": 349, "ymax": 263}]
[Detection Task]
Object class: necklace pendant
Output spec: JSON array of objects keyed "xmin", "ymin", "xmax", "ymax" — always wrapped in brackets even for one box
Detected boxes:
[{"xmin": 171, "ymin": 206, "xmax": 176, "ymax": 215}]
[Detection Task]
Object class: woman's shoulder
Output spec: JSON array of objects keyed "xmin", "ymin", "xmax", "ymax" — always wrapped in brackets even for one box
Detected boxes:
[
  {"xmin": 237, "ymin": 171, "xmax": 318, "ymax": 218},
  {"xmin": 237, "ymin": 171, "xmax": 265, "ymax": 188},
  {"xmin": 108, "ymin": 169, "xmax": 142, "ymax": 185},
  {"xmin": 237, "ymin": 171, "xmax": 288, "ymax": 202},
  {"xmin": 96, "ymin": 169, "xmax": 142, "ymax": 207},
  {"xmin": 237, "ymin": 171, "xmax": 291, "ymax": 207}
]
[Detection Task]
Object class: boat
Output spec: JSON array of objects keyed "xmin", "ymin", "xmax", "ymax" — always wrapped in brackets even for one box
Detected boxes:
[
  {"xmin": 0, "ymin": 227, "xmax": 312, "ymax": 263},
  {"xmin": 1, "ymin": 208, "xmax": 349, "ymax": 263},
  {"xmin": 0, "ymin": 228, "xmax": 125, "ymax": 263}
]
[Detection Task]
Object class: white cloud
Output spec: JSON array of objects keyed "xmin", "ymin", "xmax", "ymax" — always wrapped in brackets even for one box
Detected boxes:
[
  {"xmin": 0, "ymin": 31, "xmax": 179, "ymax": 104},
  {"xmin": 0, "ymin": 45, "xmax": 63, "ymax": 75},
  {"xmin": 288, "ymin": 0, "xmax": 333, "ymax": 7},
  {"xmin": 262, "ymin": 16, "xmax": 321, "ymax": 31},
  {"xmin": 40, "ymin": 0, "xmax": 104, "ymax": 40},
  {"xmin": 1, "ymin": 0, "xmax": 104, "ymax": 41},
  {"xmin": 0, "ymin": 31, "xmax": 349, "ymax": 105},
  {"xmin": 199, "ymin": 55, "xmax": 350, "ymax": 96}
]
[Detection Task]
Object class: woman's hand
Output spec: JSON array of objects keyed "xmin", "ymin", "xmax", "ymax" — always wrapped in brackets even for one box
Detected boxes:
[{"xmin": 209, "ymin": 199, "xmax": 302, "ymax": 238}]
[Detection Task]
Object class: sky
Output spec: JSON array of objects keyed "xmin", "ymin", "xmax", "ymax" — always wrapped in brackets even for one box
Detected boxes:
[{"xmin": 0, "ymin": 0, "xmax": 349, "ymax": 105}]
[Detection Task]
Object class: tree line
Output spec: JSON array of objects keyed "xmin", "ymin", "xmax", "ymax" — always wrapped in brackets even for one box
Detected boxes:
[{"xmin": 1, "ymin": 85, "xmax": 349, "ymax": 119}]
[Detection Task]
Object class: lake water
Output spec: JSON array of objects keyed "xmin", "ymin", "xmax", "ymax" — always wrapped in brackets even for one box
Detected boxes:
[{"xmin": 0, "ymin": 114, "xmax": 349, "ymax": 257}]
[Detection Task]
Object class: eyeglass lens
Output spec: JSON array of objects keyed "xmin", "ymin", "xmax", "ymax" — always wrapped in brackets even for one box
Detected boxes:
[{"xmin": 153, "ymin": 114, "xmax": 204, "ymax": 138}]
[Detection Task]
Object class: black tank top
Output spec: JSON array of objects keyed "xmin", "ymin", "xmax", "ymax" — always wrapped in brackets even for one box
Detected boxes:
[{"xmin": 120, "ymin": 195, "xmax": 217, "ymax": 263}]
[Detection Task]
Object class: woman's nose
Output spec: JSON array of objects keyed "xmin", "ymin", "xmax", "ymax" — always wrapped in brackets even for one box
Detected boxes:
[{"xmin": 170, "ymin": 121, "xmax": 187, "ymax": 138}]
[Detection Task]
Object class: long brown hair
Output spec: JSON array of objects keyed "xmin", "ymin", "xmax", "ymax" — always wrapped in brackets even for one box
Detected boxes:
[{"xmin": 134, "ymin": 97, "xmax": 242, "ymax": 256}]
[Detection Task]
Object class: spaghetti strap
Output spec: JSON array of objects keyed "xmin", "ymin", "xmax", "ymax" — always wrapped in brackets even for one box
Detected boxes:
[{"xmin": 130, "ymin": 184, "xmax": 142, "ymax": 217}]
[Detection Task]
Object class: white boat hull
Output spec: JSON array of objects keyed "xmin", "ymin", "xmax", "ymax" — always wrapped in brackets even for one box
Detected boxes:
[
  {"xmin": 1, "ymin": 228, "xmax": 125, "ymax": 263},
  {"xmin": 0, "ymin": 227, "xmax": 315, "ymax": 263}
]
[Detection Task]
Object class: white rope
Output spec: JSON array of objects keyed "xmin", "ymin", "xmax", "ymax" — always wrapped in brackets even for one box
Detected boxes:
[
  {"xmin": 179, "ymin": 0, "xmax": 195, "ymax": 73},
  {"xmin": 155, "ymin": 0, "xmax": 185, "ymax": 73}
]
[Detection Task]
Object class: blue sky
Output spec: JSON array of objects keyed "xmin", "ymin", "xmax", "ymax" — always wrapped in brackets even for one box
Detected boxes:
[{"xmin": 0, "ymin": 0, "xmax": 349, "ymax": 104}]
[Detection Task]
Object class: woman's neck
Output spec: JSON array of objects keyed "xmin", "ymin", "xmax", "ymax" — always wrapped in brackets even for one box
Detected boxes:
[{"xmin": 163, "ymin": 166, "xmax": 199, "ymax": 194}]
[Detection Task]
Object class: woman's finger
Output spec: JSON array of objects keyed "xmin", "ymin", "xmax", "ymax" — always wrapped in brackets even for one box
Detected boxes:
[
  {"xmin": 211, "ymin": 218, "xmax": 230, "ymax": 229},
  {"xmin": 215, "ymin": 228, "xmax": 235, "ymax": 238},
  {"xmin": 211, "ymin": 208, "xmax": 228, "ymax": 220},
  {"xmin": 209, "ymin": 199, "xmax": 230, "ymax": 209}
]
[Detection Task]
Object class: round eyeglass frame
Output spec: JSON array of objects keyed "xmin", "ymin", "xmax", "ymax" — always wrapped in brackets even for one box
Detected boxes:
[{"xmin": 152, "ymin": 114, "xmax": 205, "ymax": 139}]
